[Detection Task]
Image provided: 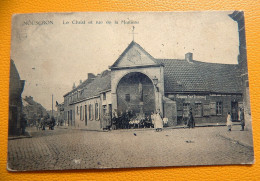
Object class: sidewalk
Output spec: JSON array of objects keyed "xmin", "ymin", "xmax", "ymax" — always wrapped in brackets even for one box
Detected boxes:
[
  {"xmin": 165, "ymin": 122, "xmax": 241, "ymax": 129},
  {"xmin": 8, "ymin": 131, "xmax": 32, "ymax": 140},
  {"xmin": 55, "ymin": 122, "xmax": 241, "ymax": 132},
  {"xmin": 218, "ymin": 125, "xmax": 254, "ymax": 148}
]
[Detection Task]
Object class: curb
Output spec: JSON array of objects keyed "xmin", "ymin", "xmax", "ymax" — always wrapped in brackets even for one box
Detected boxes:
[
  {"xmin": 8, "ymin": 131, "xmax": 32, "ymax": 140},
  {"xmin": 55, "ymin": 123, "xmax": 239, "ymax": 132},
  {"xmin": 218, "ymin": 134, "xmax": 253, "ymax": 149}
]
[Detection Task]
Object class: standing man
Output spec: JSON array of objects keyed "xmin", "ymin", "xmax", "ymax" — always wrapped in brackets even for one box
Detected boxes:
[
  {"xmin": 240, "ymin": 108, "xmax": 245, "ymax": 131},
  {"xmin": 187, "ymin": 108, "xmax": 195, "ymax": 128},
  {"xmin": 111, "ymin": 109, "xmax": 118, "ymax": 130},
  {"xmin": 51, "ymin": 116, "xmax": 56, "ymax": 130}
]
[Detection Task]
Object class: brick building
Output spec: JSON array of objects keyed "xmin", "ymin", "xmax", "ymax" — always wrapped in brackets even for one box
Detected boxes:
[{"xmin": 63, "ymin": 39, "xmax": 244, "ymax": 130}]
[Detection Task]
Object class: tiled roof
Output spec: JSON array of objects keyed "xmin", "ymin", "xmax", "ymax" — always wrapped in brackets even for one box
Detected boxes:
[
  {"xmin": 156, "ymin": 59, "xmax": 242, "ymax": 94},
  {"xmin": 63, "ymin": 76, "xmax": 95, "ymax": 97},
  {"xmin": 82, "ymin": 70, "xmax": 111, "ymax": 100},
  {"xmin": 76, "ymin": 60, "xmax": 241, "ymax": 98}
]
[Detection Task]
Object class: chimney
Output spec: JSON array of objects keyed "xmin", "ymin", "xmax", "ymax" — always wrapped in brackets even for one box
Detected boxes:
[
  {"xmin": 72, "ymin": 82, "xmax": 76, "ymax": 89},
  {"xmin": 88, "ymin": 73, "xmax": 96, "ymax": 79},
  {"xmin": 185, "ymin": 52, "xmax": 193, "ymax": 63},
  {"xmin": 79, "ymin": 80, "xmax": 82, "ymax": 84}
]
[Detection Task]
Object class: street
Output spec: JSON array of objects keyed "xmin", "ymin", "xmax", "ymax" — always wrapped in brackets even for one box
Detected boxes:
[{"xmin": 8, "ymin": 125, "xmax": 254, "ymax": 171}]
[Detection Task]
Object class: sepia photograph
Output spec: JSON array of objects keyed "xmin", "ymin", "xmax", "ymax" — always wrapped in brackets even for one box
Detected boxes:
[{"xmin": 8, "ymin": 11, "xmax": 254, "ymax": 171}]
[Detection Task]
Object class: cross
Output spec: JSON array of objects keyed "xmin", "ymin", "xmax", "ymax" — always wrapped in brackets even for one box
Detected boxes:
[{"xmin": 129, "ymin": 26, "xmax": 138, "ymax": 41}]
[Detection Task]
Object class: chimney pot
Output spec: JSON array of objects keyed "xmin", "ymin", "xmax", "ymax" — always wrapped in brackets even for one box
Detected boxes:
[{"xmin": 185, "ymin": 52, "xmax": 193, "ymax": 62}]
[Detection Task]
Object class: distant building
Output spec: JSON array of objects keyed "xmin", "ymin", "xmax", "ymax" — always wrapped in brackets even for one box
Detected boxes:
[
  {"xmin": 63, "ymin": 73, "xmax": 97, "ymax": 127},
  {"xmin": 63, "ymin": 38, "xmax": 244, "ymax": 130},
  {"xmin": 23, "ymin": 96, "xmax": 47, "ymax": 125},
  {"xmin": 9, "ymin": 59, "xmax": 25, "ymax": 135},
  {"xmin": 56, "ymin": 102, "xmax": 65, "ymax": 125}
]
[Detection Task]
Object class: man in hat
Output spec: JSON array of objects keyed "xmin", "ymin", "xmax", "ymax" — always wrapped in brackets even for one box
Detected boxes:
[{"xmin": 240, "ymin": 108, "xmax": 245, "ymax": 131}]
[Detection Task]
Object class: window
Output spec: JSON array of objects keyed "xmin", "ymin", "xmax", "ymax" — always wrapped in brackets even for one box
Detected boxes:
[
  {"xmin": 85, "ymin": 105, "xmax": 88, "ymax": 121},
  {"xmin": 125, "ymin": 94, "xmax": 130, "ymax": 102},
  {"xmin": 194, "ymin": 103, "xmax": 202, "ymax": 117},
  {"xmin": 89, "ymin": 104, "xmax": 92, "ymax": 120},
  {"xmin": 183, "ymin": 103, "xmax": 190, "ymax": 117},
  {"xmin": 95, "ymin": 103, "xmax": 99, "ymax": 120},
  {"xmin": 103, "ymin": 93, "xmax": 106, "ymax": 100},
  {"xmin": 103, "ymin": 105, "xmax": 107, "ymax": 116},
  {"xmin": 80, "ymin": 106, "xmax": 82, "ymax": 120},
  {"xmin": 216, "ymin": 102, "xmax": 223, "ymax": 115},
  {"xmin": 77, "ymin": 106, "xmax": 79, "ymax": 115}
]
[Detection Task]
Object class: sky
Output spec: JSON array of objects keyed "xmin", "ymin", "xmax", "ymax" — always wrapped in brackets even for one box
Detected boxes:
[{"xmin": 10, "ymin": 11, "xmax": 239, "ymax": 110}]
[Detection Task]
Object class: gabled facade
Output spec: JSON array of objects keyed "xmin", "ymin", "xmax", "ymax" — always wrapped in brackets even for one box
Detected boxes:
[{"xmin": 63, "ymin": 40, "xmax": 243, "ymax": 130}]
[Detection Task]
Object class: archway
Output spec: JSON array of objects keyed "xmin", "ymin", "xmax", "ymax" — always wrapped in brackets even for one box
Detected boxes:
[{"xmin": 116, "ymin": 72, "xmax": 155, "ymax": 116}]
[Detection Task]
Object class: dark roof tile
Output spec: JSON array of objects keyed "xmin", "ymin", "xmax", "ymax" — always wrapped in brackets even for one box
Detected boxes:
[{"xmin": 156, "ymin": 59, "xmax": 242, "ymax": 93}]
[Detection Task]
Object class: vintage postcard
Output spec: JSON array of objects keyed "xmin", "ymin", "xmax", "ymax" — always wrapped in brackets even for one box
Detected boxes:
[{"xmin": 8, "ymin": 11, "xmax": 254, "ymax": 171}]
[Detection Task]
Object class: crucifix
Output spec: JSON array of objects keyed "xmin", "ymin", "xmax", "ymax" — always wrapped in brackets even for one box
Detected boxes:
[{"xmin": 129, "ymin": 26, "xmax": 138, "ymax": 41}]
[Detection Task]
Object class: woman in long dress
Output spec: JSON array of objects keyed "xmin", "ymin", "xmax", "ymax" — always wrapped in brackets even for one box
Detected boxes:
[
  {"xmin": 154, "ymin": 112, "xmax": 163, "ymax": 132},
  {"xmin": 226, "ymin": 112, "xmax": 232, "ymax": 131}
]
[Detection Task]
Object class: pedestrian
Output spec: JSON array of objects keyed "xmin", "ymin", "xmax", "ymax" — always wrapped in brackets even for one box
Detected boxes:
[
  {"xmin": 124, "ymin": 110, "xmax": 130, "ymax": 129},
  {"xmin": 240, "ymin": 108, "xmax": 245, "ymax": 131},
  {"xmin": 111, "ymin": 109, "xmax": 118, "ymax": 130},
  {"xmin": 36, "ymin": 118, "xmax": 40, "ymax": 131},
  {"xmin": 226, "ymin": 112, "xmax": 232, "ymax": 131},
  {"xmin": 51, "ymin": 116, "xmax": 56, "ymax": 130},
  {"xmin": 151, "ymin": 112, "xmax": 155, "ymax": 128},
  {"xmin": 40, "ymin": 117, "xmax": 45, "ymax": 130},
  {"xmin": 154, "ymin": 110, "xmax": 163, "ymax": 132},
  {"xmin": 107, "ymin": 113, "xmax": 112, "ymax": 130},
  {"xmin": 187, "ymin": 108, "xmax": 195, "ymax": 128}
]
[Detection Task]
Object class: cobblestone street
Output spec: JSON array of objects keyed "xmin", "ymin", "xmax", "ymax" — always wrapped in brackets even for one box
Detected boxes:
[{"xmin": 8, "ymin": 125, "xmax": 254, "ymax": 171}]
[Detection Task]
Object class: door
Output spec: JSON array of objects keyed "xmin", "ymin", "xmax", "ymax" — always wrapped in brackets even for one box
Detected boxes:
[
  {"xmin": 163, "ymin": 101, "xmax": 177, "ymax": 127},
  {"xmin": 109, "ymin": 104, "xmax": 112, "ymax": 119},
  {"xmin": 231, "ymin": 101, "xmax": 238, "ymax": 121}
]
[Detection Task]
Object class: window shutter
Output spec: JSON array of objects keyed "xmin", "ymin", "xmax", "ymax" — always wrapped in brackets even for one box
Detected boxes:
[{"xmin": 210, "ymin": 102, "xmax": 216, "ymax": 115}]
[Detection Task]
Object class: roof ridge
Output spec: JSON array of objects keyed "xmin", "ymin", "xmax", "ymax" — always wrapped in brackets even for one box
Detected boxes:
[{"xmin": 157, "ymin": 58, "xmax": 239, "ymax": 65}]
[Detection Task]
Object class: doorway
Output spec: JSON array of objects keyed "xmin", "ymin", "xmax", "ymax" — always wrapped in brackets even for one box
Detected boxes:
[{"xmin": 231, "ymin": 101, "xmax": 238, "ymax": 121}]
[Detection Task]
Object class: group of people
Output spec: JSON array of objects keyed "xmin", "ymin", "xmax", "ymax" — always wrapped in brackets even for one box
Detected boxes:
[
  {"xmin": 227, "ymin": 108, "xmax": 245, "ymax": 131},
  {"xmin": 35, "ymin": 114, "xmax": 56, "ymax": 131},
  {"xmin": 109, "ymin": 109, "xmax": 144, "ymax": 130},
  {"xmin": 102, "ymin": 109, "xmax": 167, "ymax": 132}
]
